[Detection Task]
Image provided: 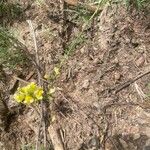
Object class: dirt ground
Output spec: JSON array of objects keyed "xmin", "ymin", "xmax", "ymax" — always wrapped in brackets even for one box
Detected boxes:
[{"xmin": 0, "ymin": 0, "xmax": 150, "ymax": 150}]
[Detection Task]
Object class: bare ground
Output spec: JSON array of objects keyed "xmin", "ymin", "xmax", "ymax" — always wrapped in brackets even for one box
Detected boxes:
[{"xmin": 0, "ymin": 1, "xmax": 150, "ymax": 150}]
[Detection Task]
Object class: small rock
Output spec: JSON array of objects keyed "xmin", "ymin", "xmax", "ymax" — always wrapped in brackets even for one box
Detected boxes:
[
  {"xmin": 89, "ymin": 137, "xmax": 100, "ymax": 148},
  {"xmin": 93, "ymin": 58, "xmax": 99, "ymax": 64},
  {"xmin": 82, "ymin": 79, "xmax": 90, "ymax": 89},
  {"xmin": 80, "ymin": 46, "xmax": 85, "ymax": 53},
  {"xmin": 135, "ymin": 56, "xmax": 145, "ymax": 67},
  {"xmin": 89, "ymin": 138, "xmax": 97, "ymax": 147},
  {"xmin": 133, "ymin": 133, "xmax": 141, "ymax": 140},
  {"xmin": 114, "ymin": 72, "xmax": 121, "ymax": 80},
  {"xmin": 93, "ymin": 102, "xmax": 100, "ymax": 108},
  {"xmin": 119, "ymin": 138, "xmax": 128, "ymax": 149},
  {"xmin": 93, "ymin": 58, "xmax": 103, "ymax": 64},
  {"xmin": 44, "ymin": 42, "xmax": 50, "ymax": 49}
]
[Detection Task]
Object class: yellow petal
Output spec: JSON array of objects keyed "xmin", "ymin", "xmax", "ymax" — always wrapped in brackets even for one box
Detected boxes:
[
  {"xmin": 24, "ymin": 95, "xmax": 34, "ymax": 104},
  {"xmin": 20, "ymin": 87, "xmax": 28, "ymax": 94},
  {"xmin": 14, "ymin": 93, "xmax": 25, "ymax": 103},
  {"xmin": 27, "ymin": 82, "xmax": 37, "ymax": 94},
  {"xmin": 34, "ymin": 88, "xmax": 44, "ymax": 100}
]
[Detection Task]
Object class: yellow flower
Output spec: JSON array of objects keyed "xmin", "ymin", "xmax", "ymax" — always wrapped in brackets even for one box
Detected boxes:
[
  {"xmin": 20, "ymin": 87, "xmax": 27, "ymax": 93},
  {"xmin": 26, "ymin": 82, "xmax": 37, "ymax": 93},
  {"xmin": 34, "ymin": 88, "xmax": 44, "ymax": 100},
  {"xmin": 54, "ymin": 67, "xmax": 60, "ymax": 76},
  {"xmin": 24, "ymin": 95, "xmax": 34, "ymax": 104},
  {"xmin": 19, "ymin": 82, "xmax": 36, "ymax": 94},
  {"xmin": 14, "ymin": 82, "xmax": 44, "ymax": 105},
  {"xmin": 14, "ymin": 93, "xmax": 25, "ymax": 103}
]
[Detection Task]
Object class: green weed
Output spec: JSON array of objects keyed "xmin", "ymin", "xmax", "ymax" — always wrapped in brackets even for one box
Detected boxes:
[
  {"xmin": 64, "ymin": 33, "xmax": 85, "ymax": 56},
  {"xmin": 0, "ymin": 27, "xmax": 28, "ymax": 69},
  {"xmin": 21, "ymin": 144, "xmax": 51, "ymax": 150}
]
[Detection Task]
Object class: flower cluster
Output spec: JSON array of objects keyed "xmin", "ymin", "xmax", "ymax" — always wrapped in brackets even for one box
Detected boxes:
[{"xmin": 14, "ymin": 82, "xmax": 44, "ymax": 105}]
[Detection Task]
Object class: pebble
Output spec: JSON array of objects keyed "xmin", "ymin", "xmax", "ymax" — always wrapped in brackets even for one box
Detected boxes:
[
  {"xmin": 133, "ymin": 133, "xmax": 141, "ymax": 140},
  {"xmin": 119, "ymin": 138, "xmax": 128, "ymax": 149},
  {"xmin": 89, "ymin": 137, "xmax": 100, "ymax": 148},
  {"xmin": 135, "ymin": 55, "xmax": 145, "ymax": 67},
  {"xmin": 82, "ymin": 79, "xmax": 90, "ymax": 89},
  {"xmin": 114, "ymin": 72, "xmax": 121, "ymax": 80},
  {"xmin": 80, "ymin": 46, "xmax": 85, "ymax": 53}
]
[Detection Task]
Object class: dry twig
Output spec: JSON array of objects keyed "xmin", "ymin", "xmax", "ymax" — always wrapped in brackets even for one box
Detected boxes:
[
  {"xmin": 64, "ymin": 0, "xmax": 102, "ymax": 12},
  {"xmin": 27, "ymin": 20, "xmax": 41, "ymax": 84},
  {"xmin": 111, "ymin": 70, "xmax": 150, "ymax": 93},
  {"xmin": 134, "ymin": 82, "xmax": 146, "ymax": 100},
  {"xmin": 27, "ymin": 20, "xmax": 46, "ymax": 150}
]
